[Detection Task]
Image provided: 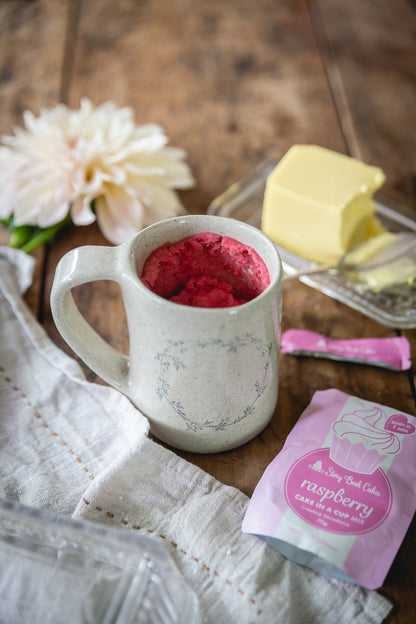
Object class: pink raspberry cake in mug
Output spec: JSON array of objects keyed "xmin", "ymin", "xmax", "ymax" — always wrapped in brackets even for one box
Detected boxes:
[{"xmin": 140, "ymin": 231, "xmax": 270, "ymax": 308}]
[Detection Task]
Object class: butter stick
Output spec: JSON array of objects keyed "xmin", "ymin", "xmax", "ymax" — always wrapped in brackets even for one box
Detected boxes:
[{"xmin": 261, "ymin": 145, "xmax": 386, "ymax": 263}]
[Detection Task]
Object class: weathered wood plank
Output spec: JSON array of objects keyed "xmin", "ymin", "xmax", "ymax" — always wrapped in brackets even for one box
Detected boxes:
[
  {"xmin": 0, "ymin": 0, "xmax": 71, "ymax": 317},
  {"xmin": 65, "ymin": 0, "xmax": 347, "ymax": 208},
  {"xmin": 310, "ymin": 0, "xmax": 416, "ymax": 216}
]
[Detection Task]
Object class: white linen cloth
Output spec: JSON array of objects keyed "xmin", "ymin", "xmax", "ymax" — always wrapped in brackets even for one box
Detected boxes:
[{"xmin": 0, "ymin": 246, "xmax": 392, "ymax": 624}]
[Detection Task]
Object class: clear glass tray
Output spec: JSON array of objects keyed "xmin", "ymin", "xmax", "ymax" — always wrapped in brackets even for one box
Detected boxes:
[
  {"xmin": 208, "ymin": 160, "xmax": 416, "ymax": 329},
  {"xmin": 0, "ymin": 499, "xmax": 200, "ymax": 624}
]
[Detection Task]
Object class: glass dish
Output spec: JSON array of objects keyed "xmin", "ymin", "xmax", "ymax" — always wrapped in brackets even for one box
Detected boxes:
[
  {"xmin": 208, "ymin": 160, "xmax": 416, "ymax": 329},
  {"xmin": 0, "ymin": 499, "xmax": 200, "ymax": 624}
]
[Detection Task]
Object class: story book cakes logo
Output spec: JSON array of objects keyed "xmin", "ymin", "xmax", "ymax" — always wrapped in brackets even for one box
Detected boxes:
[{"xmin": 284, "ymin": 405, "xmax": 414, "ymax": 535}]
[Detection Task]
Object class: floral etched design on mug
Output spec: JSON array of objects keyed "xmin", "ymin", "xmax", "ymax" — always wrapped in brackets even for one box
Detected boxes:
[{"xmin": 155, "ymin": 334, "xmax": 273, "ymax": 432}]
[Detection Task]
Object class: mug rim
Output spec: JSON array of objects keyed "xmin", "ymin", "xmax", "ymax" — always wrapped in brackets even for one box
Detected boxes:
[{"xmin": 126, "ymin": 214, "xmax": 282, "ymax": 314}]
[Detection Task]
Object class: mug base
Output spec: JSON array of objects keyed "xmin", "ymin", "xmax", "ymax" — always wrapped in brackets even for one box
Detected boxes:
[{"xmin": 147, "ymin": 414, "xmax": 274, "ymax": 454}]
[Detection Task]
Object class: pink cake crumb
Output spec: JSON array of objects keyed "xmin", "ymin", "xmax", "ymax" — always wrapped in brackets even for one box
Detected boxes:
[{"xmin": 140, "ymin": 232, "xmax": 270, "ymax": 308}]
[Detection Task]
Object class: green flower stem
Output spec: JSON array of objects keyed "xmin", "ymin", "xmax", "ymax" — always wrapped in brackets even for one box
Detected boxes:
[
  {"xmin": 20, "ymin": 220, "xmax": 68, "ymax": 253},
  {"xmin": 9, "ymin": 226, "xmax": 32, "ymax": 249},
  {"xmin": 1, "ymin": 214, "xmax": 71, "ymax": 254}
]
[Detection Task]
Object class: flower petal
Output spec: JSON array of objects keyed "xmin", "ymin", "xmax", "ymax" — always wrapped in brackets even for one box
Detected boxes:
[
  {"xmin": 37, "ymin": 202, "xmax": 70, "ymax": 228},
  {"xmin": 71, "ymin": 196, "xmax": 96, "ymax": 226},
  {"xmin": 95, "ymin": 186, "xmax": 144, "ymax": 244},
  {"xmin": 141, "ymin": 184, "xmax": 187, "ymax": 226}
]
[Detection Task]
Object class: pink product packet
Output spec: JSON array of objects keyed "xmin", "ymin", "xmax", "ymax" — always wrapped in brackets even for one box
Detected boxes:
[
  {"xmin": 242, "ymin": 389, "xmax": 416, "ymax": 589},
  {"xmin": 280, "ymin": 329, "xmax": 411, "ymax": 371}
]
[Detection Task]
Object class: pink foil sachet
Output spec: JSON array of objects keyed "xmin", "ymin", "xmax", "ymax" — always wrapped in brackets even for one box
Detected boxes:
[
  {"xmin": 242, "ymin": 389, "xmax": 416, "ymax": 589},
  {"xmin": 281, "ymin": 329, "xmax": 411, "ymax": 371}
]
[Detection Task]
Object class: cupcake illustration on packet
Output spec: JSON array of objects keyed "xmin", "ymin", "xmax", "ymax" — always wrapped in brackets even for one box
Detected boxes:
[{"xmin": 330, "ymin": 405, "xmax": 401, "ymax": 474}]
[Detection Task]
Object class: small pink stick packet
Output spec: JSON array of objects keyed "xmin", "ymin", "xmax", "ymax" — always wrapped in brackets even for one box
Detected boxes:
[
  {"xmin": 281, "ymin": 329, "xmax": 411, "ymax": 371},
  {"xmin": 242, "ymin": 389, "xmax": 416, "ymax": 589}
]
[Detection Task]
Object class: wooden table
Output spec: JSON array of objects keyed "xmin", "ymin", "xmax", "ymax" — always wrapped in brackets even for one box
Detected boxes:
[{"xmin": 1, "ymin": 1, "xmax": 415, "ymax": 621}]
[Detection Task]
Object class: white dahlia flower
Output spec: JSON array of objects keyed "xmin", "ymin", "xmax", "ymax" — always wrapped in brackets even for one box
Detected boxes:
[{"xmin": 0, "ymin": 99, "xmax": 195, "ymax": 251}]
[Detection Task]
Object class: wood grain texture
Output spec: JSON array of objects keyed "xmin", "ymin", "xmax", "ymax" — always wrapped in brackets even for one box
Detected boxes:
[
  {"xmin": 65, "ymin": 0, "xmax": 347, "ymax": 207},
  {"xmin": 0, "ymin": 0, "xmax": 68, "ymax": 129},
  {"xmin": 310, "ymin": 0, "xmax": 416, "ymax": 215},
  {"xmin": 0, "ymin": 0, "xmax": 70, "ymax": 316}
]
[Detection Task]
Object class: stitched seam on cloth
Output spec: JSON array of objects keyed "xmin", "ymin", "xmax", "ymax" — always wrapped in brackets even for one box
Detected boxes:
[
  {"xmin": 0, "ymin": 366, "xmax": 95, "ymax": 481},
  {"xmin": 81, "ymin": 497, "xmax": 262, "ymax": 618}
]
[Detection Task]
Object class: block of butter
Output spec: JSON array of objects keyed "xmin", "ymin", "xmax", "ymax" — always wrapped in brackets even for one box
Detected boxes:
[{"xmin": 261, "ymin": 145, "xmax": 386, "ymax": 263}]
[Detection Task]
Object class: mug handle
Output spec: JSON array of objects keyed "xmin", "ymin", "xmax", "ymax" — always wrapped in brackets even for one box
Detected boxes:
[{"xmin": 50, "ymin": 244, "xmax": 131, "ymax": 395}]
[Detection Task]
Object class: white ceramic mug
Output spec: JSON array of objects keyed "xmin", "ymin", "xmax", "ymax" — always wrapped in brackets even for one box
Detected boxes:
[{"xmin": 50, "ymin": 215, "xmax": 282, "ymax": 453}]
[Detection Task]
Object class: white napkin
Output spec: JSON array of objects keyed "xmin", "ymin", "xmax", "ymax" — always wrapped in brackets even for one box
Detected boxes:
[{"xmin": 0, "ymin": 246, "xmax": 392, "ymax": 624}]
